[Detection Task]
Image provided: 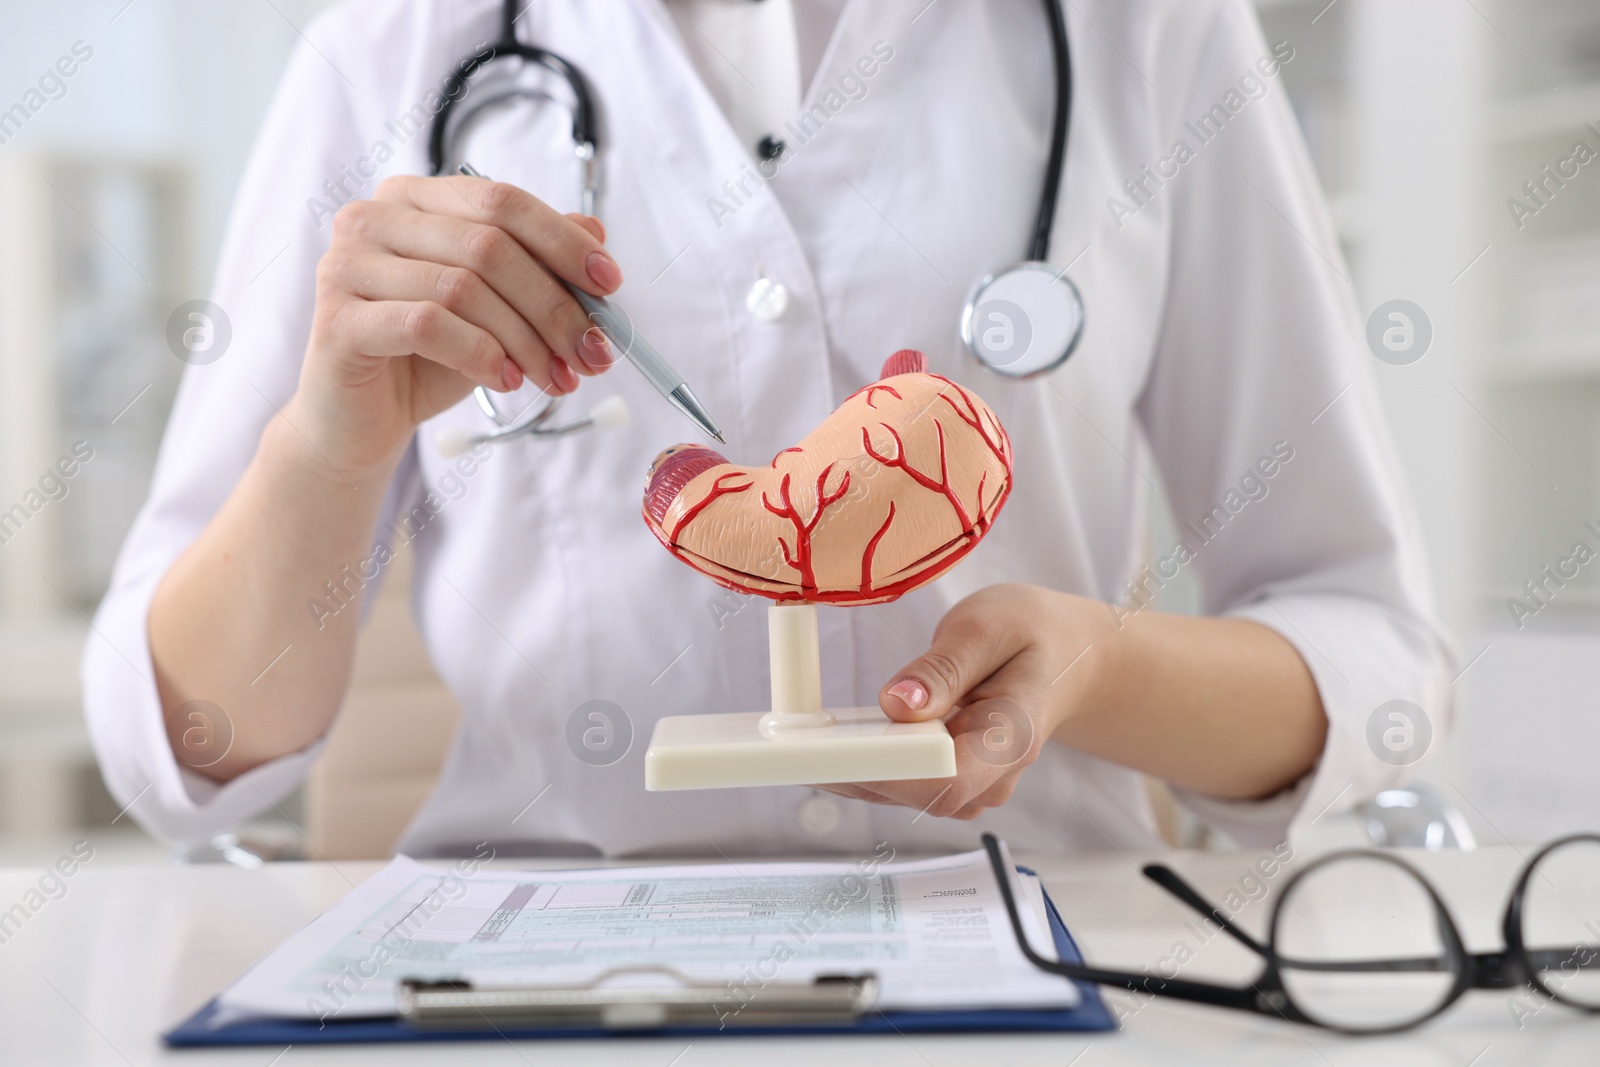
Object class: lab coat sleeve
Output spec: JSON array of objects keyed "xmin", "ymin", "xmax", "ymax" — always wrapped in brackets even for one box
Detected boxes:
[
  {"xmin": 80, "ymin": 10, "xmax": 422, "ymax": 846},
  {"xmin": 1132, "ymin": 1, "xmax": 1457, "ymax": 845}
]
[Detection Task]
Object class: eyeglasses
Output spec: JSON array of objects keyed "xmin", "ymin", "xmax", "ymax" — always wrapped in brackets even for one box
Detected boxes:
[{"xmin": 982, "ymin": 831, "xmax": 1600, "ymax": 1034}]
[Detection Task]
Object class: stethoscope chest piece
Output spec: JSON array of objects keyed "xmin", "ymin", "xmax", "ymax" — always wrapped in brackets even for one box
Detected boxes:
[{"xmin": 960, "ymin": 262, "xmax": 1085, "ymax": 380}]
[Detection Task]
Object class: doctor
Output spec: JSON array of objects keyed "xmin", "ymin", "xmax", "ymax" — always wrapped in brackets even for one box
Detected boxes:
[{"xmin": 86, "ymin": 0, "xmax": 1451, "ymax": 858}]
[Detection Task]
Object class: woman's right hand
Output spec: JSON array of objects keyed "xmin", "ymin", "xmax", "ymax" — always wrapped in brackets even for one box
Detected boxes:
[{"xmin": 289, "ymin": 173, "xmax": 623, "ymax": 475}]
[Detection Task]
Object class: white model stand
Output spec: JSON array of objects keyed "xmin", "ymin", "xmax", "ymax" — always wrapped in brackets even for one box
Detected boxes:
[{"xmin": 644, "ymin": 604, "xmax": 956, "ymax": 791}]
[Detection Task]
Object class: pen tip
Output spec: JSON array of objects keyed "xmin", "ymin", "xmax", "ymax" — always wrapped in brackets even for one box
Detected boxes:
[{"xmin": 713, "ymin": 432, "xmax": 726, "ymax": 444}]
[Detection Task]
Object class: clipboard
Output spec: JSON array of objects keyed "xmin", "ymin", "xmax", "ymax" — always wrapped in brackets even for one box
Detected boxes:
[{"xmin": 164, "ymin": 869, "xmax": 1114, "ymax": 1046}]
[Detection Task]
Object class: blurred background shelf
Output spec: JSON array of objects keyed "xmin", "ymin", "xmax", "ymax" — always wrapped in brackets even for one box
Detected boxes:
[
  {"xmin": 1493, "ymin": 83, "xmax": 1600, "ymax": 142},
  {"xmin": 0, "ymin": 0, "xmax": 344, "ymax": 865},
  {"xmin": 1489, "ymin": 345, "xmax": 1600, "ymax": 383},
  {"xmin": 1170, "ymin": 0, "xmax": 1600, "ymax": 849}
]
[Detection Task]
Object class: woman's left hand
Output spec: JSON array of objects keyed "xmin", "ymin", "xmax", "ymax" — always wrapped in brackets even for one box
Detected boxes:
[{"xmin": 820, "ymin": 583, "xmax": 1112, "ymax": 820}]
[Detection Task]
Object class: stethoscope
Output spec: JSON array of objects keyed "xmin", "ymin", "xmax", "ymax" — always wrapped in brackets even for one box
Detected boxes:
[
  {"xmin": 428, "ymin": 0, "xmax": 1082, "ymax": 452},
  {"xmin": 959, "ymin": 0, "xmax": 1085, "ymax": 380}
]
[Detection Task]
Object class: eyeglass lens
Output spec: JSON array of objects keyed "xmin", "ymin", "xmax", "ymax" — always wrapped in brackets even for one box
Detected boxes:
[
  {"xmin": 1519, "ymin": 836, "xmax": 1600, "ymax": 1009},
  {"xmin": 1272, "ymin": 854, "xmax": 1459, "ymax": 1031}
]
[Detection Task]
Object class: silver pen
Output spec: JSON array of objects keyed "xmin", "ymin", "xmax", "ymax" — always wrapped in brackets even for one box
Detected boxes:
[{"xmin": 458, "ymin": 164, "xmax": 725, "ymax": 444}]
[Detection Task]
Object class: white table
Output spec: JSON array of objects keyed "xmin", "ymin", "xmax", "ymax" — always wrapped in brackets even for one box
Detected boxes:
[{"xmin": 2, "ymin": 846, "xmax": 1595, "ymax": 1064}]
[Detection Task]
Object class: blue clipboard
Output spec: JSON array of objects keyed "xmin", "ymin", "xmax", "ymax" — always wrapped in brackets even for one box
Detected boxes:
[{"xmin": 165, "ymin": 867, "xmax": 1114, "ymax": 1046}]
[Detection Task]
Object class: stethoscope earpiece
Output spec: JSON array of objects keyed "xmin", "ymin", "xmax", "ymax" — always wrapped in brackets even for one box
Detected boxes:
[
  {"xmin": 435, "ymin": 391, "xmax": 631, "ymax": 457},
  {"xmin": 435, "ymin": 428, "xmax": 480, "ymax": 460}
]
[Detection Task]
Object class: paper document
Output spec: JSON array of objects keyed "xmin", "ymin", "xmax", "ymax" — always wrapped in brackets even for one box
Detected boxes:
[{"xmin": 219, "ymin": 848, "xmax": 1077, "ymax": 1020}]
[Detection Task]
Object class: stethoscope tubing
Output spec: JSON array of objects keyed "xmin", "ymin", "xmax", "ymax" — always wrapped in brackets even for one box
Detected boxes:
[
  {"xmin": 428, "ymin": 0, "xmax": 598, "ymax": 178},
  {"xmin": 430, "ymin": 0, "xmax": 1081, "ymax": 450}
]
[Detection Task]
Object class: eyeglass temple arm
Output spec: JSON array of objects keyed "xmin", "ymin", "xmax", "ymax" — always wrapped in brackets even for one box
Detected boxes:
[
  {"xmin": 1137, "ymin": 864, "xmax": 1481, "ymax": 983},
  {"xmin": 1139, "ymin": 863, "xmax": 1271, "ymax": 959},
  {"xmin": 979, "ymin": 835, "xmax": 1267, "ymax": 1015}
]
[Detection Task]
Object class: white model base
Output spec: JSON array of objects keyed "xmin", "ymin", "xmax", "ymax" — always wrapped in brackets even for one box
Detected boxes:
[
  {"xmin": 646, "ymin": 603, "xmax": 955, "ymax": 791},
  {"xmin": 644, "ymin": 706, "xmax": 956, "ymax": 791}
]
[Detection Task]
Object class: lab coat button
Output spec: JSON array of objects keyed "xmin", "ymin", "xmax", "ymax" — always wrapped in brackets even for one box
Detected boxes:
[
  {"xmin": 745, "ymin": 277, "xmax": 789, "ymax": 322},
  {"xmin": 798, "ymin": 793, "xmax": 842, "ymax": 835}
]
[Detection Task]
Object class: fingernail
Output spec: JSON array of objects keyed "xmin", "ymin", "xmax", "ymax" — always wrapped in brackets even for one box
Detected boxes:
[
  {"xmin": 586, "ymin": 215, "xmax": 606, "ymax": 243},
  {"xmin": 888, "ymin": 679, "xmax": 928, "ymax": 711},
  {"xmin": 585, "ymin": 251, "xmax": 622, "ymax": 291},
  {"xmin": 580, "ymin": 326, "xmax": 613, "ymax": 369},
  {"xmin": 550, "ymin": 359, "xmax": 580, "ymax": 394},
  {"xmin": 500, "ymin": 359, "xmax": 523, "ymax": 392}
]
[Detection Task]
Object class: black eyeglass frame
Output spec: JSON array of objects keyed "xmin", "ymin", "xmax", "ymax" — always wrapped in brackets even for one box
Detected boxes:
[{"xmin": 981, "ymin": 831, "xmax": 1600, "ymax": 1036}]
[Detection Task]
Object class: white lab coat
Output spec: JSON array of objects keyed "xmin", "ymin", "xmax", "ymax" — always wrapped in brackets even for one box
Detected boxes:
[{"xmin": 83, "ymin": 0, "xmax": 1453, "ymax": 857}]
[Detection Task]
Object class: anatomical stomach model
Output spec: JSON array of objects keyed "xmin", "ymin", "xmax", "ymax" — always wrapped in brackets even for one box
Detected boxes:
[
  {"xmin": 644, "ymin": 350, "xmax": 1013, "ymax": 605},
  {"xmin": 641, "ymin": 350, "xmax": 1015, "ymax": 791}
]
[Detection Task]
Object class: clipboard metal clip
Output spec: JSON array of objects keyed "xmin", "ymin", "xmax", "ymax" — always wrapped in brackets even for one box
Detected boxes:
[{"xmin": 398, "ymin": 966, "xmax": 880, "ymax": 1031}]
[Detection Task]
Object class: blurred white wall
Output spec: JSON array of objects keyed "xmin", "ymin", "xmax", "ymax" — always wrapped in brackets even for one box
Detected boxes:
[
  {"xmin": 1255, "ymin": 0, "xmax": 1600, "ymax": 846},
  {"xmin": 0, "ymin": 0, "xmax": 338, "ymax": 858},
  {"xmin": 0, "ymin": 0, "xmax": 341, "ymax": 283}
]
